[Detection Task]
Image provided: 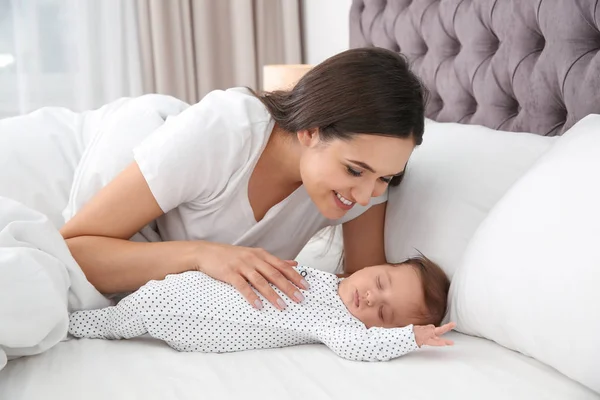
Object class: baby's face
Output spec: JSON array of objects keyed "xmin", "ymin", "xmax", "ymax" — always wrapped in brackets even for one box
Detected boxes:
[{"xmin": 338, "ymin": 263, "xmax": 425, "ymax": 328}]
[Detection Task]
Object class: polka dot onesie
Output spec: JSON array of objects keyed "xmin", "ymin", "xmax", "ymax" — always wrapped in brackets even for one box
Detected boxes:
[{"xmin": 69, "ymin": 267, "xmax": 419, "ymax": 361}]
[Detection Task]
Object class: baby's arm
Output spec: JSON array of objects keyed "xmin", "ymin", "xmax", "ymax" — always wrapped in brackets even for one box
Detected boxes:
[
  {"xmin": 316, "ymin": 324, "xmax": 419, "ymax": 362},
  {"xmin": 68, "ymin": 291, "xmax": 147, "ymax": 340},
  {"xmin": 317, "ymin": 321, "xmax": 456, "ymax": 362}
]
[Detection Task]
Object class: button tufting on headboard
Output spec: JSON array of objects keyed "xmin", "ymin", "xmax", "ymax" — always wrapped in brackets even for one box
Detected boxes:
[{"xmin": 350, "ymin": 0, "xmax": 600, "ymax": 136}]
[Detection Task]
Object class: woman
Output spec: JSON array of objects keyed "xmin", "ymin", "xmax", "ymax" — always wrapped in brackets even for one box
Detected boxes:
[{"xmin": 60, "ymin": 47, "xmax": 427, "ymax": 311}]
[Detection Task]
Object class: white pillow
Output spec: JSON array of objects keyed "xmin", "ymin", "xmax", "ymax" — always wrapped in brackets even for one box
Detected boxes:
[
  {"xmin": 384, "ymin": 119, "xmax": 557, "ymax": 278},
  {"xmin": 449, "ymin": 114, "xmax": 600, "ymax": 394}
]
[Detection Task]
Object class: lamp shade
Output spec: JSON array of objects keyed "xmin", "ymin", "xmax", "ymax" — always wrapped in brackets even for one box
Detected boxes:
[{"xmin": 262, "ymin": 64, "xmax": 313, "ymax": 92}]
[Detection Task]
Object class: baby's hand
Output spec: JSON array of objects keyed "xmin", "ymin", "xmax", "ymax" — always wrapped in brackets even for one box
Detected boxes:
[{"xmin": 413, "ymin": 322, "xmax": 456, "ymax": 348}]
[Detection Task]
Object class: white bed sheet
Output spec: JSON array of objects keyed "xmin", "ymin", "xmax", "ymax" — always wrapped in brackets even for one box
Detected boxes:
[{"xmin": 0, "ymin": 332, "xmax": 596, "ymax": 400}]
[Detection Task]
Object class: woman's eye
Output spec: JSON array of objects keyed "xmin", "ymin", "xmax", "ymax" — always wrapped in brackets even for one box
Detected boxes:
[
  {"xmin": 346, "ymin": 166, "xmax": 362, "ymax": 177},
  {"xmin": 379, "ymin": 176, "xmax": 392, "ymax": 184},
  {"xmin": 377, "ymin": 276, "xmax": 382, "ymax": 290}
]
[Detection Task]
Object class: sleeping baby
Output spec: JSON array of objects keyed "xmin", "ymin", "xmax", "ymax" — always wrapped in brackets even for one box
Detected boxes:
[{"xmin": 68, "ymin": 255, "xmax": 454, "ymax": 362}]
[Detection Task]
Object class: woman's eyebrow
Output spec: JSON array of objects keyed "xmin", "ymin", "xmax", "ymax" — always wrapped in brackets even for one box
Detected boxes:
[{"xmin": 348, "ymin": 159, "xmax": 375, "ymax": 173}]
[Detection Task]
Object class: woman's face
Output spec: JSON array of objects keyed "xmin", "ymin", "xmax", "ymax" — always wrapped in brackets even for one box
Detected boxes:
[{"xmin": 298, "ymin": 131, "xmax": 415, "ymax": 220}]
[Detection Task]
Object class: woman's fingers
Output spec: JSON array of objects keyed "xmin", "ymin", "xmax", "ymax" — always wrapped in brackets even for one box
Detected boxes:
[
  {"xmin": 257, "ymin": 262, "xmax": 306, "ymax": 305},
  {"xmin": 243, "ymin": 269, "xmax": 287, "ymax": 310},
  {"xmin": 224, "ymin": 248, "xmax": 308, "ymax": 311},
  {"xmin": 228, "ymin": 274, "xmax": 263, "ymax": 310},
  {"xmin": 263, "ymin": 252, "xmax": 308, "ymax": 290},
  {"xmin": 229, "ymin": 269, "xmax": 290, "ymax": 311}
]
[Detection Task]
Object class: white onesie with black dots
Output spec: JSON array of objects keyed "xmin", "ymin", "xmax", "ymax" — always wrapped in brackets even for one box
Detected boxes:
[{"xmin": 68, "ymin": 267, "xmax": 419, "ymax": 361}]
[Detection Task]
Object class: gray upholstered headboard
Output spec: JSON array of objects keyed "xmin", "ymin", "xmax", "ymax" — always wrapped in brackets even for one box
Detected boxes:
[{"xmin": 350, "ymin": 0, "xmax": 600, "ymax": 136}]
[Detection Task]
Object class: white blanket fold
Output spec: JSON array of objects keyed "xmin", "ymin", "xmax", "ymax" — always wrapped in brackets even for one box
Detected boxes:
[
  {"xmin": 0, "ymin": 93, "xmax": 190, "ymax": 372},
  {"xmin": 0, "ymin": 197, "xmax": 111, "ymax": 371}
]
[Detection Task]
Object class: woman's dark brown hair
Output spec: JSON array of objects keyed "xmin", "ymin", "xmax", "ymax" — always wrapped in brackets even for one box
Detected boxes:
[{"xmin": 253, "ymin": 47, "xmax": 428, "ymax": 186}]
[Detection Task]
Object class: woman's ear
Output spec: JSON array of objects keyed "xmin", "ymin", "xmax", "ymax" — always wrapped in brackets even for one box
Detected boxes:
[{"xmin": 297, "ymin": 128, "xmax": 320, "ymax": 147}]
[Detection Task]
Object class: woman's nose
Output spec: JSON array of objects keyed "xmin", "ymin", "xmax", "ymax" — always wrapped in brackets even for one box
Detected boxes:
[
  {"xmin": 353, "ymin": 182, "xmax": 375, "ymax": 206},
  {"xmin": 352, "ymin": 190, "xmax": 369, "ymax": 207}
]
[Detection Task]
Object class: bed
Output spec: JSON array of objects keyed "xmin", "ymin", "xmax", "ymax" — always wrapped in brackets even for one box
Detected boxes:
[
  {"xmin": 1, "ymin": 0, "xmax": 599, "ymax": 399},
  {"xmin": 0, "ymin": 330, "xmax": 595, "ymax": 399}
]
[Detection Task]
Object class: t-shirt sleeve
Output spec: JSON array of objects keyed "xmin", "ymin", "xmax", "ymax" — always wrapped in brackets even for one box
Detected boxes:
[{"xmin": 132, "ymin": 88, "xmax": 271, "ymax": 213}]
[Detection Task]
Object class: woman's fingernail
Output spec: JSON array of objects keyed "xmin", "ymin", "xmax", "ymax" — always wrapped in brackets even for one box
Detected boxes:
[
  {"xmin": 301, "ymin": 279, "xmax": 309, "ymax": 289},
  {"xmin": 294, "ymin": 291, "xmax": 304, "ymax": 302},
  {"xmin": 277, "ymin": 299, "xmax": 287, "ymax": 310},
  {"xmin": 254, "ymin": 300, "xmax": 263, "ymax": 310}
]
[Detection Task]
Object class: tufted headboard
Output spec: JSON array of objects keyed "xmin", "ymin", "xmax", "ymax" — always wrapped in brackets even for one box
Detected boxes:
[{"xmin": 350, "ymin": 0, "xmax": 600, "ymax": 136}]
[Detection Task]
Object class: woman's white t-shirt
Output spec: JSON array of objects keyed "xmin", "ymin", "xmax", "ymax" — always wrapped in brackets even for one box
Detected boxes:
[{"xmin": 133, "ymin": 87, "xmax": 387, "ymax": 261}]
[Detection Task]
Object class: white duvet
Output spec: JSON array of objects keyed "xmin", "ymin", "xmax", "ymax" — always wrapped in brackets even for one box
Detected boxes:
[
  {"xmin": 0, "ymin": 196, "xmax": 110, "ymax": 370},
  {"xmin": 0, "ymin": 94, "xmax": 190, "ymax": 370}
]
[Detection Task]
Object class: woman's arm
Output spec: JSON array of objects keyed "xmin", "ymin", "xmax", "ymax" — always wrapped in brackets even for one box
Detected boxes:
[
  {"xmin": 341, "ymin": 202, "xmax": 387, "ymax": 274},
  {"xmin": 65, "ymin": 237, "xmax": 198, "ymax": 294},
  {"xmin": 61, "ymin": 162, "xmax": 197, "ymax": 293},
  {"xmin": 61, "ymin": 162, "xmax": 307, "ymax": 307}
]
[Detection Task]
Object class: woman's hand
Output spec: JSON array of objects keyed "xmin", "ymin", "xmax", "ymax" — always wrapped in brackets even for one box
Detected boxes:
[
  {"xmin": 413, "ymin": 322, "xmax": 456, "ymax": 347},
  {"xmin": 193, "ymin": 242, "xmax": 309, "ymax": 310}
]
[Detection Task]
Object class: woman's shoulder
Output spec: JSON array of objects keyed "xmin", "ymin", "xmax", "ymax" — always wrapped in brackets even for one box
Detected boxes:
[
  {"xmin": 170, "ymin": 87, "xmax": 275, "ymax": 156},
  {"xmin": 131, "ymin": 87, "xmax": 275, "ymax": 211},
  {"xmin": 194, "ymin": 87, "xmax": 272, "ymax": 128},
  {"xmin": 136, "ymin": 86, "xmax": 274, "ymax": 170}
]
